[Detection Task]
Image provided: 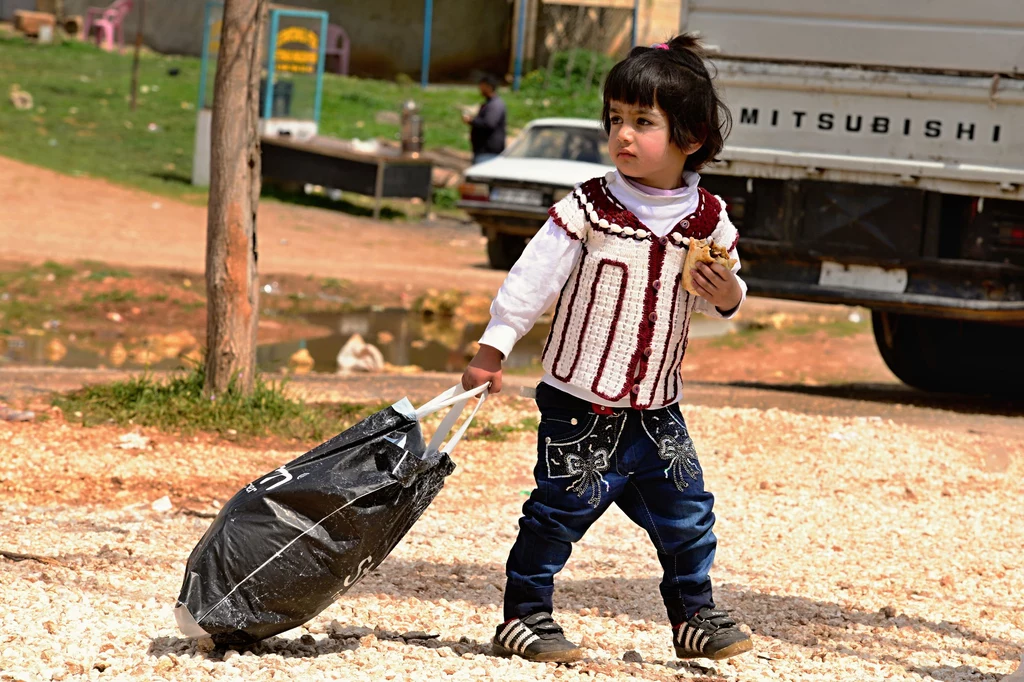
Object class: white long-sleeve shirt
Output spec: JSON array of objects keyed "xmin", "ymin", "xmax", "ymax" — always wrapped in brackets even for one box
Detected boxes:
[{"xmin": 479, "ymin": 170, "xmax": 747, "ymax": 407}]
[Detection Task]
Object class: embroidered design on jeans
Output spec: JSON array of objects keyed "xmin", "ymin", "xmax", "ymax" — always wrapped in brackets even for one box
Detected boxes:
[
  {"xmin": 656, "ymin": 435, "xmax": 700, "ymax": 491},
  {"xmin": 641, "ymin": 412, "xmax": 701, "ymax": 492},
  {"xmin": 544, "ymin": 413, "xmax": 624, "ymax": 507},
  {"xmin": 565, "ymin": 448, "xmax": 612, "ymax": 506}
]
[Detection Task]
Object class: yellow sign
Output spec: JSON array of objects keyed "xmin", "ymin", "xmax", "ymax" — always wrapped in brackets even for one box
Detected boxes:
[
  {"xmin": 208, "ymin": 19, "xmax": 222, "ymax": 55},
  {"xmin": 276, "ymin": 26, "xmax": 319, "ymax": 74}
]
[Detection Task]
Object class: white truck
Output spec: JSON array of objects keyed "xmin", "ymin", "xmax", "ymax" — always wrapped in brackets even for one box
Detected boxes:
[{"xmin": 683, "ymin": 1, "xmax": 1024, "ymax": 394}]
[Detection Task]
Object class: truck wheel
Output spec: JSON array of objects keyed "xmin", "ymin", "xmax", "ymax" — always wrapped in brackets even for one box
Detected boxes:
[
  {"xmin": 486, "ymin": 234, "xmax": 527, "ymax": 270},
  {"xmin": 871, "ymin": 311, "xmax": 1023, "ymax": 395}
]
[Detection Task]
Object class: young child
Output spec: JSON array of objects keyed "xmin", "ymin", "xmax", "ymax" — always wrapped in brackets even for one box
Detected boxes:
[{"xmin": 462, "ymin": 35, "xmax": 752, "ymax": 663}]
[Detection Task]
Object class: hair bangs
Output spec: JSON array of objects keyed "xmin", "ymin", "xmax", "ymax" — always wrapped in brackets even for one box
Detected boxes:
[{"xmin": 603, "ymin": 51, "xmax": 662, "ymax": 113}]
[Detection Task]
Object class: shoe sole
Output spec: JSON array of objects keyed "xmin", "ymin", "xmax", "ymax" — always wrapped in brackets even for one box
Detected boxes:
[
  {"xmin": 491, "ymin": 638, "xmax": 584, "ymax": 663},
  {"xmin": 676, "ymin": 638, "xmax": 753, "ymax": 661}
]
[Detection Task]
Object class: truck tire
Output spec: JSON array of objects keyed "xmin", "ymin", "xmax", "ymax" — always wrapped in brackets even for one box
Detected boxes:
[
  {"xmin": 871, "ymin": 311, "xmax": 1024, "ymax": 395},
  {"xmin": 487, "ymin": 233, "xmax": 528, "ymax": 270}
]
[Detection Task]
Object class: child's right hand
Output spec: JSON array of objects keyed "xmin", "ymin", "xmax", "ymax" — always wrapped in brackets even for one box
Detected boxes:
[{"xmin": 461, "ymin": 344, "xmax": 504, "ymax": 394}]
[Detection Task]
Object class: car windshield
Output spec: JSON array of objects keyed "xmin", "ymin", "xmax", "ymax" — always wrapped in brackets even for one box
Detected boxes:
[{"xmin": 503, "ymin": 125, "xmax": 612, "ymax": 165}]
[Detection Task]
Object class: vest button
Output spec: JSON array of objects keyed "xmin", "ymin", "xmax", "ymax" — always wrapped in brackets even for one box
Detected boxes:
[
  {"xmin": 648, "ymin": 312, "xmax": 658, "ymax": 323},
  {"xmin": 652, "ymin": 280, "xmax": 661, "ymax": 291},
  {"xmin": 631, "ymin": 385, "xmax": 640, "ymax": 395},
  {"xmin": 659, "ymin": 236, "xmax": 668, "ymax": 245},
  {"xmin": 643, "ymin": 347, "xmax": 653, "ymax": 358}
]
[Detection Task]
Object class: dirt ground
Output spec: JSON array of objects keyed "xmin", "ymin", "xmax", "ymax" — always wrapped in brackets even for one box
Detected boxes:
[
  {"xmin": 0, "ymin": 156, "xmax": 504, "ymax": 297},
  {"xmin": 1, "ymin": 393, "xmax": 1022, "ymax": 682},
  {"xmin": 2, "ymin": 156, "xmax": 1023, "ymax": 681}
]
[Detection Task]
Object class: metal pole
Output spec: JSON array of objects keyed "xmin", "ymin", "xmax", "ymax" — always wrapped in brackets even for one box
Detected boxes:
[
  {"xmin": 264, "ymin": 9, "xmax": 279, "ymax": 118},
  {"xmin": 314, "ymin": 12, "xmax": 327, "ymax": 124},
  {"xmin": 198, "ymin": 1, "xmax": 215, "ymax": 109},
  {"xmin": 631, "ymin": 0, "xmax": 640, "ymax": 48},
  {"xmin": 130, "ymin": 0, "xmax": 146, "ymax": 111},
  {"xmin": 512, "ymin": 0, "xmax": 528, "ymax": 91},
  {"xmin": 373, "ymin": 160, "xmax": 386, "ymax": 220},
  {"xmin": 421, "ymin": 0, "xmax": 433, "ymax": 88}
]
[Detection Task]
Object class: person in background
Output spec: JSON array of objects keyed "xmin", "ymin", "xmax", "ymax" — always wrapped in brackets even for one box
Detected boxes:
[{"xmin": 464, "ymin": 74, "xmax": 507, "ymax": 164}]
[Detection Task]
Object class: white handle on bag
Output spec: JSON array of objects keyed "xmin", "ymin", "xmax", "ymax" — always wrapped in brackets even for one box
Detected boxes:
[{"xmin": 415, "ymin": 383, "xmax": 489, "ymax": 457}]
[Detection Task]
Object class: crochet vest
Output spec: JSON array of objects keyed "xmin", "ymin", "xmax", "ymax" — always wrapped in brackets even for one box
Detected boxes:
[{"xmin": 540, "ymin": 175, "xmax": 738, "ymax": 409}]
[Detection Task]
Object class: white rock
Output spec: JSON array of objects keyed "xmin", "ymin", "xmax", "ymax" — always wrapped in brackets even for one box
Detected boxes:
[{"xmin": 150, "ymin": 496, "xmax": 173, "ymax": 513}]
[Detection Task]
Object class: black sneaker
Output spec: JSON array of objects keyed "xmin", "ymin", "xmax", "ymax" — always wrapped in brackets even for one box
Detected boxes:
[
  {"xmin": 492, "ymin": 612, "xmax": 583, "ymax": 663},
  {"xmin": 673, "ymin": 607, "xmax": 752, "ymax": 660}
]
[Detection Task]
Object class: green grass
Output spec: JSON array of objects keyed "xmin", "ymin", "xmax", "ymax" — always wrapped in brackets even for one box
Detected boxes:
[
  {"xmin": 709, "ymin": 318, "xmax": 870, "ymax": 350},
  {"xmin": 85, "ymin": 266, "xmax": 133, "ymax": 281},
  {"xmin": 470, "ymin": 415, "xmax": 540, "ymax": 441},
  {"xmin": 53, "ymin": 364, "xmax": 391, "ymax": 442},
  {"xmin": 81, "ymin": 289, "xmax": 138, "ymax": 304},
  {"xmin": 0, "ymin": 36, "xmax": 603, "ymax": 202},
  {"xmin": 52, "ymin": 363, "xmax": 536, "ymax": 444},
  {"xmin": 0, "ymin": 37, "xmax": 200, "ymax": 198}
]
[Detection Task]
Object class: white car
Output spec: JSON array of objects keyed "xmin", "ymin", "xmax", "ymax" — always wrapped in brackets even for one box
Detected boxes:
[{"xmin": 458, "ymin": 118, "xmax": 614, "ymax": 269}]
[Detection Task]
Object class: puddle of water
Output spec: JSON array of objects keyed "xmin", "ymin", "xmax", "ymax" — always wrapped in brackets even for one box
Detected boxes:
[
  {"xmin": 0, "ymin": 335, "xmax": 184, "ymax": 372},
  {"xmin": 258, "ymin": 308, "xmax": 735, "ymax": 374},
  {"xmin": 257, "ymin": 308, "xmax": 550, "ymax": 374},
  {"xmin": 0, "ymin": 309, "xmax": 735, "ymax": 374}
]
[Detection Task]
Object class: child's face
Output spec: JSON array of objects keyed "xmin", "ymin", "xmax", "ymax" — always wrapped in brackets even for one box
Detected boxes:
[{"xmin": 606, "ymin": 99, "xmax": 698, "ymax": 189}]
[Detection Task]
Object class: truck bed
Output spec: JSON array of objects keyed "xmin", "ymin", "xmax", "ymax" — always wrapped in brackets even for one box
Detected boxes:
[{"xmin": 684, "ymin": 0, "xmax": 1024, "ymax": 75}]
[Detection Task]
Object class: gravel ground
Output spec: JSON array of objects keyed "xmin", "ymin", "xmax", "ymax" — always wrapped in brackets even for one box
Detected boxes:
[{"xmin": 1, "ymin": 395, "xmax": 1022, "ymax": 681}]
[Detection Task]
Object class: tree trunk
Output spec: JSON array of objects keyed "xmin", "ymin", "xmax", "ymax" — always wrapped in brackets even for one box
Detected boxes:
[{"xmin": 204, "ymin": 0, "xmax": 267, "ymax": 397}]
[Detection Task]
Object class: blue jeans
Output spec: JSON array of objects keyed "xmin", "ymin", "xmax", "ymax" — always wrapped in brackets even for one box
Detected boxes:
[{"xmin": 504, "ymin": 383, "xmax": 717, "ymax": 626}]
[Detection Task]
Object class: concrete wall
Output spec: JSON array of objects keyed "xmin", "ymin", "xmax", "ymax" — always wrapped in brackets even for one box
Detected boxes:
[
  {"xmin": 63, "ymin": 0, "xmax": 512, "ymax": 81},
  {"xmin": 528, "ymin": 0, "xmax": 683, "ymax": 70}
]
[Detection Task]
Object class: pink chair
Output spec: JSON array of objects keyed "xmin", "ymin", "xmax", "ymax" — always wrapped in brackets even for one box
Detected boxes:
[
  {"xmin": 83, "ymin": 0, "xmax": 133, "ymax": 52},
  {"xmin": 325, "ymin": 24, "xmax": 350, "ymax": 75}
]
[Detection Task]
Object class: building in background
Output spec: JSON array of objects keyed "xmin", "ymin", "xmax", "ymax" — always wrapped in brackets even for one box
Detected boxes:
[
  {"xmin": 55, "ymin": 0, "xmax": 682, "ymax": 82},
  {"xmin": 60, "ymin": 0, "xmax": 512, "ymax": 81}
]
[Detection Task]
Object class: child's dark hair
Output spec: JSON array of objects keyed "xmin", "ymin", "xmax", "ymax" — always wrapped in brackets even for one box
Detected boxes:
[{"xmin": 602, "ymin": 34, "xmax": 731, "ymax": 171}]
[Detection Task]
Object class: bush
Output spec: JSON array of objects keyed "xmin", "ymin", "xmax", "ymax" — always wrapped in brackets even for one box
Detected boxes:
[{"xmin": 521, "ymin": 49, "xmax": 618, "ymax": 95}]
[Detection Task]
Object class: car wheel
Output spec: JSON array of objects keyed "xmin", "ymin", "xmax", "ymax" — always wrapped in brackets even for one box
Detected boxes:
[
  {"xmin": 487, "ymin": 233, "xmax": 528, "ymax": 270},
  {"xmin": 871, "ymin": 311, "xmax": 1024, "ymax": 395}
]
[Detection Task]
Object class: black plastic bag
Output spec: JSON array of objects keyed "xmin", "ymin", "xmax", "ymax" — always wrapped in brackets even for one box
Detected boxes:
[{"xmin": 173, "ymin": 384, "xmax": 488, "ymax": 645}]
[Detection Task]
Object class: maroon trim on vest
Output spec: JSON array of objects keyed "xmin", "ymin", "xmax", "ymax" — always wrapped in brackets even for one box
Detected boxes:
[
  {"xmin": 583, "ymin": 178, "xmax": 721, "ymax": 244},
  {"xmin": 664, "ymin": 288, "xmax": 689, "ymax": 401},
  {"xmin": 549, "ymin": 247, "xmax": 589, "ymax": 381},
  {"xmin": 651, "ymin": 272, "xmax": 682, "ymax": 405},
  {"xmin": 672, "ymin": 297, "xmax": 697, "ymax": 401},
  {"xmin": 547, "ymin": 196, "xmax": 583, "ymax": 241},
  {"xmin": 588, "ymin": 260, "xmax": 629, "ymax": 395},
  {"xmin": 629, "ymin": 239, "xmax": 667, "ymax": 409},
  {"xmin": 674, "ymin": 188, "xmax": 721, "ymax": 241}
]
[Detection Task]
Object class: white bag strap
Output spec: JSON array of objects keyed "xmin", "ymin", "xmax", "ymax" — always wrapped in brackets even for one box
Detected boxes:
[
  {"xmin": 416, "ymin": 383, "xmax": 489, "ymax": 457},
  {"xmin": 414, "ymin": 383, "xmax": 489, "ymax": 420}
]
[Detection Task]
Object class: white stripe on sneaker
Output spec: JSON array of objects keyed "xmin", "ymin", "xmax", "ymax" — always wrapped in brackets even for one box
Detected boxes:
[
  {"xmin": 499, "ymin": 621, "xmax": 519, "ymax": 642},
  {"xmin": 509, "ymin": 626, "xmax": 531, "ymax": 652},
  {"xmin": 697, "ymin": 632, "xmax": 709, "ymax": 652},
  {"xmin": 518, "ymin": 633, "xmax": 539, "ymax": 652},
  {"xmin": 684, "ymin": 626, "xmax": 697, "ymax": 651},
  {"xmin": 506, "ymin": 624, "xmax": 525, "ymax": 646}
]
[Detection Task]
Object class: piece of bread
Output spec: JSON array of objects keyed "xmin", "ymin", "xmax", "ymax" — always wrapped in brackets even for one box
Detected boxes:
[{"xmin": 682, "ymin": 238, "xmax": 737, "ymax": 295}]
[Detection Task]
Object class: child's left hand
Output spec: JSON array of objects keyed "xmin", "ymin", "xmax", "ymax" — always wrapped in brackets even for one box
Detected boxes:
[{"xmin": 692, "ymin": 262, "xmax": 743, "ymax": 312}]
